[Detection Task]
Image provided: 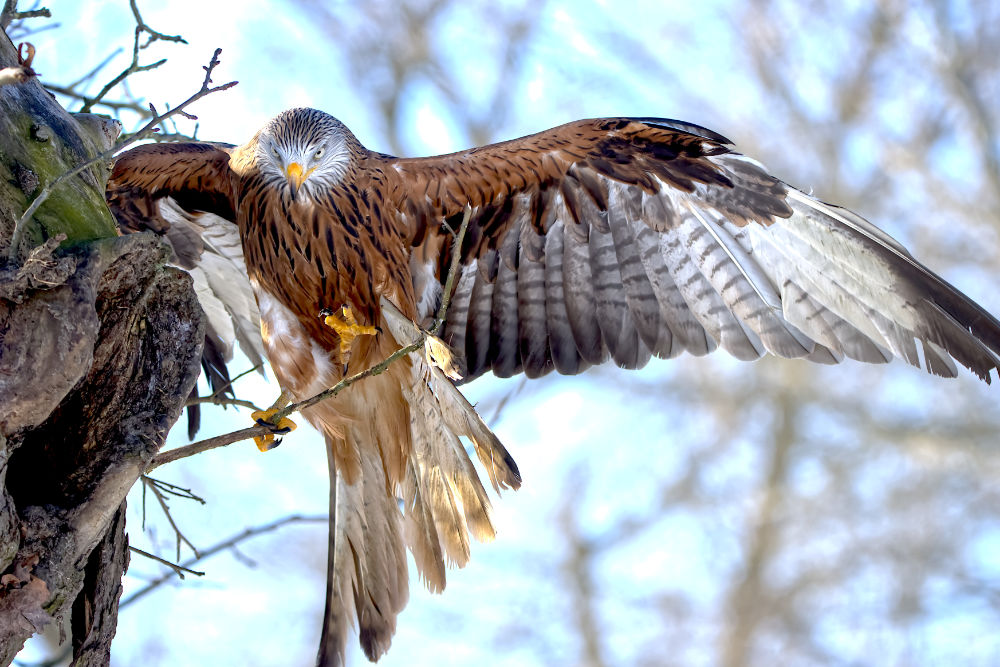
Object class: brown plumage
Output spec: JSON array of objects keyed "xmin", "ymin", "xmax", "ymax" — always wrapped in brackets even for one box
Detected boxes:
[{"xmin": 107, "ymin": 108, "xmax": 1000, "ymax": 664}]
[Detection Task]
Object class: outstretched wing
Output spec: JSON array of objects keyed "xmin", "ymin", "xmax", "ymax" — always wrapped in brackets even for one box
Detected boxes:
[
  {"xmin": 382, "ymin": 117, "xmax": 1000, "ymax": 383},
  {"xmin": 108, "ymin": 141, "xmax": 239, "ymax": 231}
]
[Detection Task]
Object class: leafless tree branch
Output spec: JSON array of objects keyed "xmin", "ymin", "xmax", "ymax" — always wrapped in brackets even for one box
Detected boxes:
[
  {"xmin": 147, "ymin": 206, "xmax": 473, "ymax": 470},
  {"xmin": 121, "ymin": 514, "xmax": 327, "ymax": 608}
]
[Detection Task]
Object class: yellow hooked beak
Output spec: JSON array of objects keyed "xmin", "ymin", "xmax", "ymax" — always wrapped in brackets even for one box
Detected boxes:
[{"xmin": 284, "ymin": 162, "xmax": 315, "ymax": 198}]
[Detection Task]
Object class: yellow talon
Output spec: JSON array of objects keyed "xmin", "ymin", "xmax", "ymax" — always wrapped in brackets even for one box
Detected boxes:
[
  {"xmin": 251, "ymin": 390, "xmax": 296, "ymax": 452},
  {"xmin": 323, "ymin": 304, "xmax": 378, "ymax": 355}
]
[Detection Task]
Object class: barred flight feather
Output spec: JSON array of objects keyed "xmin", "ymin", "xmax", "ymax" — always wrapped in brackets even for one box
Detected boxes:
[{"xmin": 107, "ymin": 109, "xmax": 1000, "ymax": 666}]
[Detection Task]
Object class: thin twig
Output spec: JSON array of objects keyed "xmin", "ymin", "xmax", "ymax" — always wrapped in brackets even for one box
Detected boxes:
[
  {"xmin": 43, "ymin": 83, "xmax": 147, "ymax": 113},
  {"xmin": 146, "ymin": 206, "xmax": 475, "ymax": 470},
  {"xmin": 68, "ymin": 47, "xmax": 124, "ymax": 90},
  {"xmin": 73, "ymin": 0, "xmax": 186, "ymax": 113},
  {"xmin": 121, "ymin": 514, "xmax": 327, "ymax": 608},
  {"xmin": 184, "ymin": 396, "xmax": 262, "ymax": 411},
  {"xmin": 142, "ymin": 476, "xmax": 206, "ymax": 504},
  {"xmin": 0, "ymin": 1, "xmax": 50, "ymax": 29},
  {"xmin": 143, "ymin": 476, "xmax": 200, "ymax": 562},
  {"xmin": 430, "ymin": 205, "xmax": 472, "ymax": 336},
  {"xmin": 77, "ymin": 32, "xmax": 162, "ymax": 114},
  {"xmin": 128, "ymin": 0, "xmax": 186, "ymax": 48},
  {"xmin": 210, "ymin": 362, "xmax": 265, "ymax": 400},
  {"xmin": 128, "ymin": 546, "xmax": 205, "ymax": 579},
  {"xmin": 6, "ymin": 48, "xmax": 237, "ymax": 261},
  {"xmin": 275, "ymin": 342, "xmax": 425, "ymax": 421},
  {"xmin": 484, "ymin": 376, "xmax": 529, "ymax": 426}
]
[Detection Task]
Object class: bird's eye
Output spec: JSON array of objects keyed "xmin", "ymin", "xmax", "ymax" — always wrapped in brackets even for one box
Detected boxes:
[
  {"xmin": 271, "ymin": 146, "xmax": 280, "ymax": 157},
  {"xmin": 314, "ymin": 147, "xmax": 325, "ymax": 159}
]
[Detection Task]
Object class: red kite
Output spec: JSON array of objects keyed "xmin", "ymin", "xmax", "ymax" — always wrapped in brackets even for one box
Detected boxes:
[{"xmin": 107, "ymin": 109, "xmax": 1000, "ymax": 664}]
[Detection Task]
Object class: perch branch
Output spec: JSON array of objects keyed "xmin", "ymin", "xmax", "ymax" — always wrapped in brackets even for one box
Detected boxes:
[{"xmin": 146, "ymin": 206, "xmax": 474, "ymax": 469}]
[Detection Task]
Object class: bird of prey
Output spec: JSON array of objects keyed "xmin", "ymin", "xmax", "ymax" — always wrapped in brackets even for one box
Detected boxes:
[{"xmin": 106, "ymin": 108, "xmax": 1000, "ymax": 665}]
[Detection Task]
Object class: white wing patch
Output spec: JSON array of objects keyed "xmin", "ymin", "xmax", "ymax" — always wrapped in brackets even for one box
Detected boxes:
[
  {"xmin": 253, "ymin": 283, "xmax": 336, "ymax": 397},
  {"xmin": 159, "ymin": 198, "xmax": 266, "ymax": 371}
]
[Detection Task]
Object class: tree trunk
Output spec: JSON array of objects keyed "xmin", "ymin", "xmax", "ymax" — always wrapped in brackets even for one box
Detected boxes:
[{"xmin": 0, "ymin": 32, "xmax": 204, "ymax": 666}]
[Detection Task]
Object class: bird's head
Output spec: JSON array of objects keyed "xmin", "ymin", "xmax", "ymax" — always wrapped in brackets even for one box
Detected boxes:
[{"xmin": 256, "ymin": 108, "xmax": 356, "ymax": 201}]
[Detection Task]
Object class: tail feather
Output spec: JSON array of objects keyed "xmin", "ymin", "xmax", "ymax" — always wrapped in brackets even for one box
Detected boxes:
[
  {"xmin": 314, "ymin": 300, "xmax": 522, "ymax": 663},
  {"xmin": 401, "ymin": 458, "xmax": 447, "ymax": 593},
  {"xmin": 381, "ymin": 296, "xmax": 522, "ymax": 494},
  {"xmin": 428, "ymin": 364, "xmax": 522, "ymax": 494},
  {"xmin": 318, "ymin": 432, "xmax": 408, "ymax": 666},
  {"xmin": 403, "ymin": 360, "xmax": 494, "ymax": 569}
]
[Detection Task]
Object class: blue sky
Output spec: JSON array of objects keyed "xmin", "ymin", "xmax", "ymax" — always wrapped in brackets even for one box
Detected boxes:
[{"xmin": 13, "ymin": 1, "xmax": 1000, "ymax": 665}]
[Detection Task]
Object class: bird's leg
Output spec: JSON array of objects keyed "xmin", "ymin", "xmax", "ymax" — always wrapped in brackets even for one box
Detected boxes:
[
  {"xmin": 321, "ymin": 305, "xmax": 379, "ymax": 357},
  {"xmin": 250, "ymin": 388, "xmax": 297, "ymax": 452}
]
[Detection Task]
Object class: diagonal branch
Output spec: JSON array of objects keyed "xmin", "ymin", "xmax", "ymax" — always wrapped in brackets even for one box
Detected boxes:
[
  {"xmin": 127, "ymin": 546, "xmax": 205, "ymax": 579},
  {"xmin": 146, "ymin": 206, "xmax": 474, "ymax": 470},
  {"xmin": 121, "ymin": 514, "xmax": 327, "ymax": 608},
  {"xmin": 74, "ymin": 0, "xmax": 186, "ymax": 113}
]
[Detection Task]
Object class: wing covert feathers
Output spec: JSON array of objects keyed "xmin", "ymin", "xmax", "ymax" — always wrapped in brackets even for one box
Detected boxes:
[
  {"xmin": 108, "ymin": 141, "xmax": 237, "ymax": 232},
  {"xmin": 108, "ymin": 112, "xmax": 1000, "ymax": 667},
  {"xmin": 393, "ymin": 118, "xmax": 1000, "ymax": 383}
]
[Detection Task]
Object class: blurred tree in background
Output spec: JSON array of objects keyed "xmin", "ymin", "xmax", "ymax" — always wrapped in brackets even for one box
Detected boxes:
[
  {"xmin": 285, "ymin": 1, "xmax": 1000, "ymax": 665},
  {"xmin": 12, "ymin": 0, "xmax": 1000, "ymax": 665}
]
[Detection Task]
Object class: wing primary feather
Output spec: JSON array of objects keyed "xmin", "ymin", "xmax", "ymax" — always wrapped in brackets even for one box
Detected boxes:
[{"xmin": 544, "ymin": 220, "xmax": 588, "ymax": 374}]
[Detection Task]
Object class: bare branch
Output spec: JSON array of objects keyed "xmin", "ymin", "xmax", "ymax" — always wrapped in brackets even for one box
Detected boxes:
[
  {"xmin": 146, "ymin": 207, "xmax": 474, "ymax": 470},
  {"xmin": 41, "ymin": 83, "xmax": 147, "ymax": 114},
  {"xmin": 128, "ymin": 0, "xmax": 186, "ymax": 48},
  {"xmin": 76, "ymin": 33, "xmax": 164, "ymax": 115},
  {"xmin": 430, "ymin": 205, "xmax": 472, "ymax": 335},
  {"xmin": 184, "ymin": 396, "xmax": 263, "ymax": 412},
  {"xmin": 146, "ymin": 425, "xmax": 273, "ymax": 472},
  {"xmin": 141, "ymin": 476, "xmax": 200, "ymax": 562},
  {"xmin": 68, "ymin": 47, "xmax": 124, "ymax": 89},
  {"xmin": 67, "ymin": 0, "xmax": 185, "ymax": 113},
  {"xmin": 210, "ymin": 363, "xmax": 265, "ymax": 400},
  {"xmin": 142, "ymin": 476, "xmax": 206, "ymax": 504},
  {"xmin": 120, "ymin": 514, "xmax": 327, "ymax": 608},
  {"xmin": 0, "ymin": 0, "xmax": 50, "ymax": 30},
  {"xmin": 127, "ymin": 547, "xmax": 205, "ymax": 579}
]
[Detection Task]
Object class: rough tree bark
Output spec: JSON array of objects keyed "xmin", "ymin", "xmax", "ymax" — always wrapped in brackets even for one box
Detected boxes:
[{"xmin": 0, "ymin": 33, "xmax": 204, "ymax": 666}]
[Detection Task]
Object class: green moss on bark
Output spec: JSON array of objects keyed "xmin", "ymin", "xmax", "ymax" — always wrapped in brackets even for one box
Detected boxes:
[{"xmin": 0, "ymin": 36, "xmax": 119, "ymax": 259}]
